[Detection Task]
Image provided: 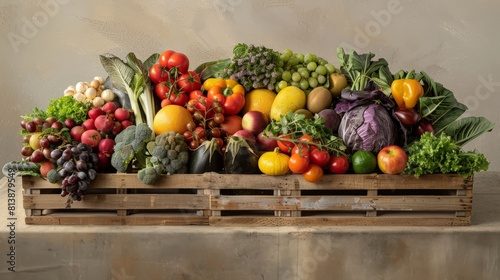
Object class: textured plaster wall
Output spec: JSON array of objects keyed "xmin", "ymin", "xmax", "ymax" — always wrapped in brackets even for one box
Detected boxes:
[{"xmin": 0, "ymin": 0, "xmax": 498, "ymax": 170}]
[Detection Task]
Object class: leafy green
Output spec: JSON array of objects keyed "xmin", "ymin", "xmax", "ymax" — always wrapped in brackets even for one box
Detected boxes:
[
  {"xmin": 336, "ymin": 48, "xmax": 393, "ymax": 94},
  {"xmin": 404, "ymin": 132, "xmax": 489, "ymax": 178},
  {"xmin": 418, "ymin": 89, "xmax": 467, "ymax": 134},
  {"xmin": 194, "ymin": 58, "xmax": 231, "ymax": 81},
  {"xmin": 21, "ymin": 107, "xmax": 47, "ymax": 122},
  {"xmin": 442, "ymin": 117, "xmax": 495, "ymax": 147},
  {"xmin": 46, "ymin": 95, "xmax": 92, "ymax": 124}
]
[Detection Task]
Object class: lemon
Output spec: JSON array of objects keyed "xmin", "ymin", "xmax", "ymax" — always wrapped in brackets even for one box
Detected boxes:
[
  {"xmin": 269, "ymin": 86, "xmax": 306, "ymax": 121},
  {"xmin": 352, "ymin": 150, "xmax": 377, "ymax": 174},
  {"xmin": 241, "ymin": 89, "xmax": 276, "ymax": 123}
]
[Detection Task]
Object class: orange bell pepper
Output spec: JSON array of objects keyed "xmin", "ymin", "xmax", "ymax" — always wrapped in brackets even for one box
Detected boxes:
[
  {"xmin": 390, "ymin": 79, "xmax": 424, "ymax": 109},
  {"xmin": 205, "ymin": 78, "xmax": 246, "ymax": 115}
]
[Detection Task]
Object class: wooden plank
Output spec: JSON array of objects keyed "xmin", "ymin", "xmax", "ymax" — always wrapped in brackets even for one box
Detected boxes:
[
  {"xmin": 209, "ymin": 216, "xmax": 471, "ymax": 227},
  {"xmin": 23, "ymin": 194, "xmax": 209, "ymax": 210},
  {"xmin": 211, "ymin": 195, "xmax": 471, "ymax": 211},
  {"xmin": 25, "ymin": 215, "xmax": 208, "ymax": 225}
]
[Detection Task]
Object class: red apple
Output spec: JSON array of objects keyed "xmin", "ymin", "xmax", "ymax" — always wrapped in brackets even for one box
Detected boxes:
[
  {"xmin": 233, "ymin": 129, "xmax": 256, "ymax": 145},
  {"xmin": 256, "ymin": 130, "xmax": 278, "ymax": 151},
  {"xmin": 241, "ymin": 111, "xmax": 268, "ymax": 135},
  {"xmin": 377, "ymin": 145, "xmax": 408, "ymax": 175},
  {"xmin": 81, "ymin": 129, "xmax": 102, "ymax": 148},
  {"xmin": 70, "ymin": 125, "xmax": 85, "ymax": 142},
  {"xmin": 39, "ymin": 161, "xmax": 55, "ymax": 177}
]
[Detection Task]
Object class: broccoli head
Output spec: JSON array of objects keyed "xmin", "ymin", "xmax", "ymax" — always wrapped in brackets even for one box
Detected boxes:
[{"xmin": 137, "ymin": 166, "xmax": 162, "ymax": 185}]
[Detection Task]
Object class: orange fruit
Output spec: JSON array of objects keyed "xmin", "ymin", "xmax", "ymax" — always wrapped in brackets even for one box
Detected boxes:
[
  {"xmin": 220, "ymin": 115, "xmax": 242, "ymax": 136},
  {"xmin": 153, "ymin": 104, "xmax": 194, "ymax": 135},
  {"xmin": 241, "ymin": 89, "xmax": 277, "ymax": 122}
]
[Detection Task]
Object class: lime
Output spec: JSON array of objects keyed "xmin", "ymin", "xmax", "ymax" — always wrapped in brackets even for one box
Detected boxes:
[{"xmin": 352, "ymin": 150, "xmax": 377, "ymax": 174}]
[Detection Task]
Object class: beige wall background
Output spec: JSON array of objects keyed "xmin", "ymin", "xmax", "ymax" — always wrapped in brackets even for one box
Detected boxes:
[{"xmin": 0, "ymin": 0, "xmax": 498, "ymax": 171}]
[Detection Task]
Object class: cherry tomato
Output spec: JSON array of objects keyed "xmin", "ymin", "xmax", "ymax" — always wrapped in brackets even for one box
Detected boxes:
[
  {"xmin": 190, "ymin": 140, "xmax": 200, "ymax": 150},
  {"xmin": 159, "ymin": 50, "xmax": 175, "ymax": 68},
  {"xmin": 183, "ymin": 131, "xmax": 193, "ymax": 142},
  {"xmin": 289, "ymin": 153, "xmax": 310, "ymax": 174},
  {"xmin": 277, "ymin": 135, "xmax": 295, "ymax": 154},
  {"xmin": 302, "ymin": 164, "xmax": 324, "ymax": 183},
  {"xmin": 299, "ymin": 134, "xmax": 313, "ymax": 143},
  {"xmin": 213, "ymin": 113, "xmax": 225, "ymax": 124},
  {"xmin": 194, "ymin": 126, "xmax": 207, "ymax": 139},
  {"xmin": 177, "ymin": 71, "xmax": 201, "ymax": 93},
  {"xmin": 168, "ymin": 52, "xmax": 189, "ymax": 75},
  {"xmin": 327, "ymin": 155, "xmax": 350, "ymax": 174},
  {"xmin": 213, "ymin": 137, "xmax": 224, "ymax": 148},
  {"xmin": 149, "ymin": 63, "xmax": 170, "ymax": 84},
  {"xmin": 210, "ymin": 127, "xmax": 222, "ymax": 138},
  {"xmin": 309, "ymin": 148, "xmax": 330, "ymax": 167}
]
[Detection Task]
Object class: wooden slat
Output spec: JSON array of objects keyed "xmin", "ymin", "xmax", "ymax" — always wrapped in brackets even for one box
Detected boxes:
[
  {"xmin": 25, "ymin": 215, "xmax": 208, "ymax": 225},
  {"xmin": 24, "ymin": 194, "xmax": 209, "ymax": 210},
  {"xmin": 209, "ymin": 216, "xmax": 471, "ymax": 227},
  {"xmin": 211, "ymin": 195, "xmax": 471, "ymax": 211}
]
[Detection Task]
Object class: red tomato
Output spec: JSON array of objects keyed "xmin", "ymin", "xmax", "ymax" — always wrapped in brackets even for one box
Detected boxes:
[
  {"xmin": 302, "ymin": 164, "xmax": 324, "ymax": 183},
  {"xmin": 169, "ymin": 92, "xmax": 188, "ymax": 106},
  {"xmin": 189, "ymin": 90, "xmax": 203, "ymax": 100},
  {"xmin": 299, "ymin": 134, "xmax": 313, "ymax": 143},
  {"xmin": 309, "ymin": 148, "xmax": 330, "ymax": 167},
  {"xmin": 177, "ymin": 71, "xmax": 201, "ymax": 93},
  {"xmin": 289, "ymin": 153, "xmax": 310, "ymax": 174},
  {"xmin": 291, "ymin": 144, "xmax": 310, "ymax": 158},
  {"xmin": 155, "ymin": 81, "xmax": 173, "ymax": 100},
  {"xmin": 159, "ymin": 50, "xmax": 175, "ymax": 68},
  {"xmin": 168, "ymin": 52, "xmax": 189, "ymax": 74},
  {"xmin": 277, "ymin": 135, "xmax": 295, "ymax": 154},
  {"xmin": 161, "ymin": 99, "xmax": 172, "ymax": 107},
  {"xmin": 328, "ymin": 155, "xmax": 350, "ymax": 174},
  {"xmin": 149, "ymin": 63, "xmax": 170, "ymax": 84}
]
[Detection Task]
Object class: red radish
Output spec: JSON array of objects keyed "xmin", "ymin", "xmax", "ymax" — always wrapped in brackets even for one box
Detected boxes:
[
  {"xmin": 82, "ymin": 119, "xmax": 95, "ymax": 130},
  {"xmin": 70, "ymin": 126, "xmax": 85, "ymax": 142},
  {"xmin": 98, "ymin": 138, "xmax": 115, "ymax": 156},
  {"xmin": 88, "ymin": 108, "xmax": 105, "ymax": 120},
  {"xmin": 121, "ymin": 120, "xmax": 133, "ymax": 129},
  {"xmin": 114, "ymin": 108, "xmax": 131, "ymax": 122},
  {"xmin": 112, "ymin": 121, "xmax": 122, "ymax": 135},
  {"xmin": 81, "ymin": 129, "xmax": 102, "ymax": 148},
  {"xmin": 94, "ymin": 115, "xmax": 114, "ymax": 133},
  {"xmin": 102, "ymin": 102, "xmax": 117, "ymax": 113}
]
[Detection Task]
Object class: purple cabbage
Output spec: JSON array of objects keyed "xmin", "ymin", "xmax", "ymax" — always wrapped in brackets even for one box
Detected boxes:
[{"xmin": 336, "ymin": 89, "xmax": 398, "ymax": 153}]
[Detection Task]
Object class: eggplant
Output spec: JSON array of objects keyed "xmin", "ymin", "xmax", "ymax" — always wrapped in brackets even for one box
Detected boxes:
[
  {"xmin": 224, "ymin": 136, "xmax": 260, "ymax": 174},
  {"xmin": 188, "ymin": 138, "xmax": 224, "ymax": 174}
]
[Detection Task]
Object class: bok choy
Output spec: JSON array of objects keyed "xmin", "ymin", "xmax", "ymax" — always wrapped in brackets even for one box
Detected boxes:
[{"xmin": 99, "ymin": 52, "xmax": 159, "ymax": 140}]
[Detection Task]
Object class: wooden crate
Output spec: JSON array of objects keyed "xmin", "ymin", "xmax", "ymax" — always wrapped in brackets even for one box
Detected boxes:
[{"xmin": 21, "ymin": 173, "xmax": 473, "ymax": 226}]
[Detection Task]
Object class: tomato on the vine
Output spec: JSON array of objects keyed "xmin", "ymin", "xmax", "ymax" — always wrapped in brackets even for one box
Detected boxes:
[
  {"xmin": 213, "ymin": 113, "xmax": 225, "ymax": 125},
  {"xmin": 167, "ymin": 52, "xmax": 189, "ymax": 75},
  {"xmin": 168, "ymin": 92, "xmax": 188, "ymax": 106},
  {"xmin": 161, "ymin": 99, "xmax": 172, "ymax": 107},
  {"xmin": 159, "ymin": 50, "xmax": 175, "ymax": 68},
  {"xmin": 289, "ymin": 153, "xmax": 310, "ymax": 174},
  {"xmin": 291, "ymin": 144, "xmax": 310, "ymax": 158},
  {"xmin": 277, "ymin": 135, "xmax": 295, "ymax": 154},
  {"xmin": 189, "ymin": 90, "xmax": 203, "ymax": 100},
  {"xmin": 155, "ymin": 80, "xmax": 174, "ymax": 100},
  {"xmin": 328, "ymin": 155, "xmax": 350, "ymax": 174},
  {"xmin": 309, "ymin": 148, "xmax": 330, "ymax": 167},
  {"xmin": 177, "ymin": 71, "xmax": 201, "ymax": 93},
  {"xmin": 149, "ymin": 63, "xmax": 170, "ymax": 84},
  {"xmin": 302, "ymin": 164, "xmax": 324, "ymax": 183}
]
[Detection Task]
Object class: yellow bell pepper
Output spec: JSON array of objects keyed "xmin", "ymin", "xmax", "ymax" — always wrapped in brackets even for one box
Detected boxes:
[{"xmin": 390, "ymin": 79, "xmax": 424, "ymax": 109}]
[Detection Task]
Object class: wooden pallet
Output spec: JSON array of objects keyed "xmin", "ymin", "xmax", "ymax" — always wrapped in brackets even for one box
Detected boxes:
[{"xmin": 21, "ymin": 173, "xmax": 473, "ymax": 226}]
